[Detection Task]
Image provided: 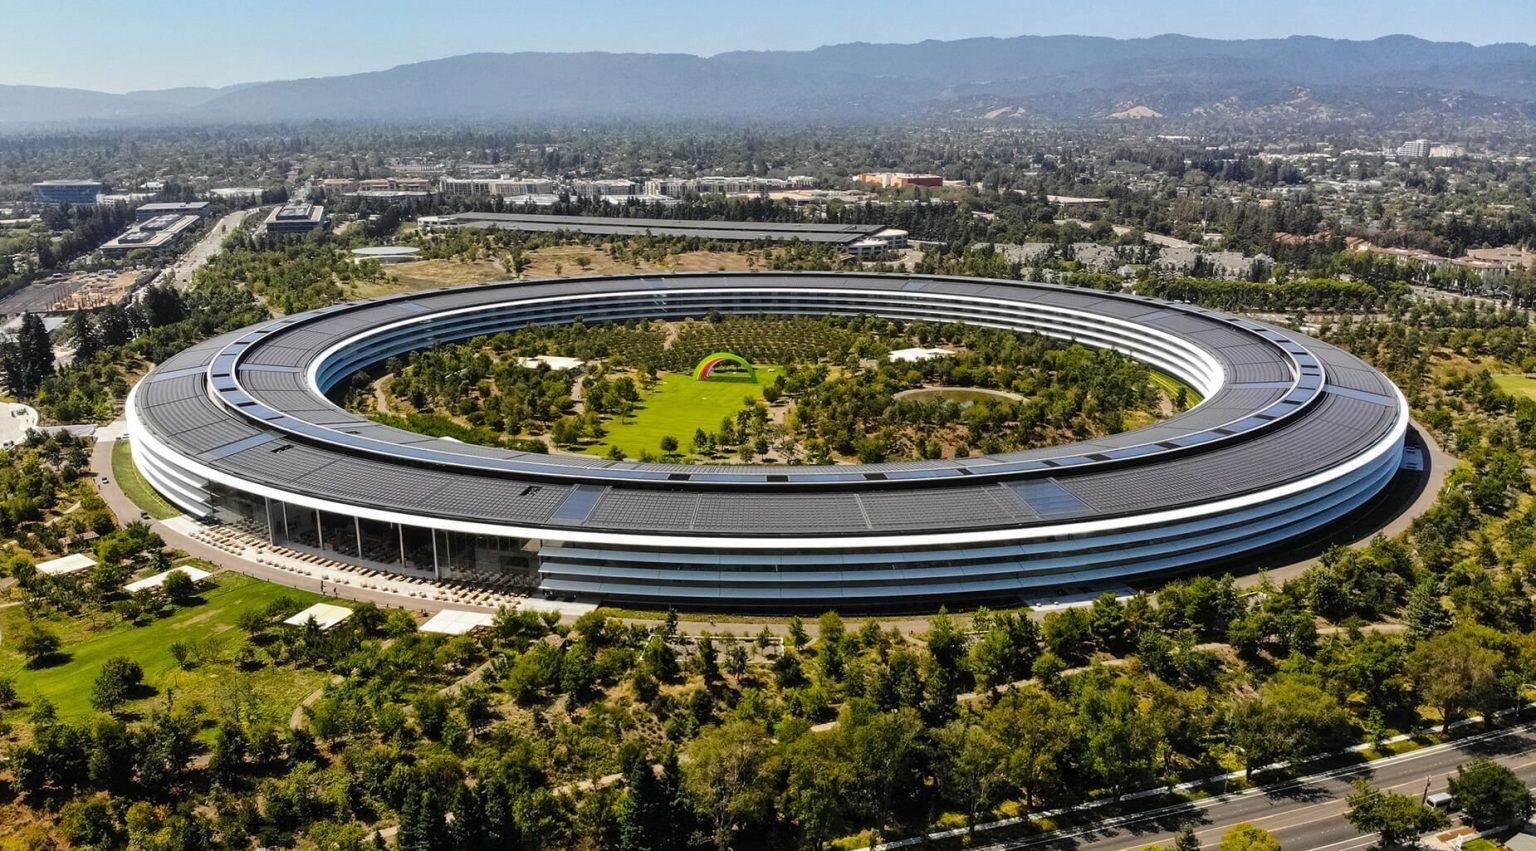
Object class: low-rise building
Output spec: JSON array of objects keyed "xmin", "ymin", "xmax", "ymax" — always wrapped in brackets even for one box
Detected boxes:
[
  {"xmin": 264, "ymin": 202, "xmax": 326, "ymax": 234},
  {"xmin": 134, "ymin": 201, "xmax": 211, "ymax": 222},
  {"xmin": 100, "ymin": 214, "xmax": 202, "ymax": 257},
  {"xmin": 855, "ymin": 172, "xmax": 944, "ymax": 188},
  {"xmin": 847, "ymin": 228, "xmax": 910, "ymax": 260}
]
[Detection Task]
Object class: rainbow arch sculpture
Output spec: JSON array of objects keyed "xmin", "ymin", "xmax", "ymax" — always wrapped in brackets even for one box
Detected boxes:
[{"xmin": 693, "ymin": 352, "xmax": 756, "ymax": 381}]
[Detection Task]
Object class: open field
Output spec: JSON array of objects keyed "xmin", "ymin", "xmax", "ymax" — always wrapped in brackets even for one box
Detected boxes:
[
  {"xmin": 111, "ymin": 439, "xmax": 181, "ymax": 520},
  {"xmin": 519, "ymin": 244, "xmax": 752, "ymax": 279},
  {"xmin": 356, "ymin": 245, "xmax": 757, "ymax": 299},
  {"xmin": 0, "ymin": 571, "xmax": 332, "ymax": 722},
  {"xmin": 580, "ymin": 367, "xmax": 776, "ymax": 460},
  {"xmin": 349, "ymin": 257, "xmax": 507, "ymax": 299},
  {"xmin": 1493, "ymin": 373, "xmax": 1536, "ymax": 401}
]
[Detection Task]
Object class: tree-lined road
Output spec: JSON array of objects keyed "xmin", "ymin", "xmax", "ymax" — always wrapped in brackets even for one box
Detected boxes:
[
  {"xmin": 978, "ymin": 723, "xmax": 1536, "ymax": 851},
  {"xmin": 166, "ymin": 207, "xmax": 261, "ymax": 289}
]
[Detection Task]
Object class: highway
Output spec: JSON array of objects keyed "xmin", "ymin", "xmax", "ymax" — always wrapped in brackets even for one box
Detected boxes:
[{"xmin": 976, "ymin": 723, "xmax": 1536, "ymax": 851}]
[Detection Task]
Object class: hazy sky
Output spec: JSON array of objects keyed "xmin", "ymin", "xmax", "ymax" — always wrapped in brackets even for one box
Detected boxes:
[{"xmin": 5, "ymin": 0, "xmax": 1534, "ymax": 92}]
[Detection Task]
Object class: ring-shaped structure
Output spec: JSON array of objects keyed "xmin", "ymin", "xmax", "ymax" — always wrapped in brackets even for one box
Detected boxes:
[
  {"xmin": 128, "ymin": 272, "xmax": 1408, "ymax": 610},
  {"xmin": 693, "ymin": 352, "xmax": 757, "ymax": 382}
]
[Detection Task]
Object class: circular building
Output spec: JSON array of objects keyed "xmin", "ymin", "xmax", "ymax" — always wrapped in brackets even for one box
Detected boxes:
[
  {"xmin": 349, "ymin": 246, "xmax": 421, "ymax": 265},
  {"xmin": 128, "ymin": 273, "xmax": 1409, "ymax": 611}
]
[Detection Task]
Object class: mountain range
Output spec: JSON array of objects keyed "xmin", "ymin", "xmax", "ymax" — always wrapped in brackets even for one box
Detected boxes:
[{"xmin": 3, "ymin": 34, "xmax": 1534, "ymax": 128}]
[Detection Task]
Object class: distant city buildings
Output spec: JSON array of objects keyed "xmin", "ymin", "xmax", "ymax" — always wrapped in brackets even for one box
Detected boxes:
[
  {"xmin": 438, "ymin": 177, "xmax": 555, "ymax": 197},
  {"xmin": 1387, "ymin": 139, "xmax": 1464, "ymax": 159},
  {"xmin": 642, "ymin": 175, "xmax": 816, "ymax": 197},
  {"xmin": 32, "ymin": 180, "xmax": 105, "ymax": 205},
  {"xmin": 263, "ymin": 202, "xmax": 327, "ymax": 234},
  {"xmin": 855, "ymin": 172, "xmax": 943, "ymax": 188}
]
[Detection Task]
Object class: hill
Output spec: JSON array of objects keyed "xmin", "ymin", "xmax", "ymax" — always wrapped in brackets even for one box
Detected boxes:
[{"xmin": 1, "ymin": 34, "xmax": 1532, "ymax": 128}]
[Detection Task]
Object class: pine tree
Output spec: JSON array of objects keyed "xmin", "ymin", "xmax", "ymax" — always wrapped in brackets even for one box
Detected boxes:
[
  {"xmin": 1404, "ymin": 577, "xmax": 1451, "ymax": 642},
  {"xmin": 67, "ymin": 309, "xmax": 98, "ymax": 361},
  {"xmin": 448, "ymin": 784, "xmax": 488, "ymax": 851},
  {"xmin": 618, "ymin": 757, "xmax": 666, "ymax": 851},
  {"xmin": 9, "ymin": 313, "xmax": 54, "ymax": 396}
]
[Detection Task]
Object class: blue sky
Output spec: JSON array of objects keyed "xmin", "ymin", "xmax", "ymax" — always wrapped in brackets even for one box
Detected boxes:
[{"xmin": 4, "ymin": 0, "xmax": 1534, "ymax": 92}]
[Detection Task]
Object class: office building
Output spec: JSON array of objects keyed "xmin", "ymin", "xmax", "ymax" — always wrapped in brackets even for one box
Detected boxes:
[{"xmin": 33, "ymin": 180, "xmax": 105, "ymax": 205}]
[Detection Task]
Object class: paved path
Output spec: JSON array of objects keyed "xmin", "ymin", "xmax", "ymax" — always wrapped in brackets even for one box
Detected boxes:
[{"xmin": 0, "ymin": 403, "xmax": 37, "ymax": 449}]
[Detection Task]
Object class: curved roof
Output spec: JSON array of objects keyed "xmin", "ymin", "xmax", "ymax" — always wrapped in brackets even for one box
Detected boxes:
[{"xmin": 131, "ymin": 272, "xmax": 1405, "ymax": 540}]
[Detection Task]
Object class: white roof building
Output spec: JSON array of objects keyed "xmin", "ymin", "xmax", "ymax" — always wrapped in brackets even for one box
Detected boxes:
[
  {"xmin": 124, "ymin": 565, "xmax": 212, "ymax": 593},
  {"xmin": 282, "ymin": 602, "xmax": 354, "ymax": 631},
  {"xmin": 888, "ymin": 347, "xmax": 951, "ymax": 363},
  {"xmin": 420, "ymin": 609, "xmax": 495, "ymax": 635},
  {"xmin": 37, "ymin": 553, "xmax": 95, "ymax": 576}
]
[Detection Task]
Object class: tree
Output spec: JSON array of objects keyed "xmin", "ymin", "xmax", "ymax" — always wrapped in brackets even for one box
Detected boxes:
[
  {"xmin": 1230, "ymin": 678, "xmax": 1353, "ymax": 777},
  {"xmin": 91, "ymin": 656, "xmax": 145, "ymax": 712},
  {"xmin": 1220, "ymin": 823, "xmax": 1281, "ymax": 851},
  {"xmin": 3, "ymin": 312, "xmax": 54, "ymax": 396},
  {"xmin": 15, "ymin": 622, "xmax": 62, "ymax": 667},
  {"xmin": 1407, "ymin": 627, "xmax": 1502, "ymax": 730},
  {"xmin": 660, "ymin": 435, "xmax": 679, "ymax": 455},
  {"xmin": 617, "ymin": 757, "xmax": 669, "ymax": 851},
  {"xmin": 161, "ymin": 568, "xmax": 197, "ymax": 602},
  {"xmin": 1345, "ymin": 778, "xmax": 1447, "ymax": 848},
  {"xmin": 66, "ymin": 309, "xmax": 98, "ymax": 361},
  {"xmin": 783, "ymin": 729, "xmax": 854, "ymax": 850},
  {"xmin": 1448, "ymin": 757, "xmax": 1535, "ymax": 828},
  {"xmin": 985, "ymin": 687, "xmax": 1072, "ymax": 808},
  {"xmin": 935, "ymin": 720, "xmax": 1008, "ymax": 834},
  {"xmin": 683, "ymin": 720, "xmax": 780, "ymax": 851},
  {"xmin": 847, "ymin": 706, "xmax": 926, "ymax": 840}
]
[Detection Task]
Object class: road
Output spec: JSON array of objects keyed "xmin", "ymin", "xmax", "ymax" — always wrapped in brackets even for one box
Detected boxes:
[
  {"xmin": 974, "ymin": 722, "xmax": 1536, "ymax": 851},
  {"xmin": 166, "ymin": 207, "xmax": 261, "ymax": 289}
]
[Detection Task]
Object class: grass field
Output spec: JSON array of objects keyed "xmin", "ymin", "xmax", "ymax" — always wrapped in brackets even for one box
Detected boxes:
[
  {"xmin": 1493, "ymin": 373, "xmax": 1536, "ymax": 401},
  {"xmin": 0, "ymin": 571, "xmax": 332, "ymax": 723},
  {"xmin": 581, "ymin": 367, "xmax": 776, "ymax": 460},
  {"xmin": 111, "ymin": 439, "xmax": 181, "ymax": 520}
]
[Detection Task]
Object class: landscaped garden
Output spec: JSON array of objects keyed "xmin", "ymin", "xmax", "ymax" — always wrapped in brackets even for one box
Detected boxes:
[
  {"xmin": 344, "ymin": 314, "xmax": 1179, "ymax": 464},
  {"xmin": 0, "ymin": 569, "xmax": 333, "ymax": 723}
]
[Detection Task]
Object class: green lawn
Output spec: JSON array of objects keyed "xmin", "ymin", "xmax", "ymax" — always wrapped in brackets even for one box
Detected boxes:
[
  {"xmin": 1150, "ymin": 369, "xmax": 1205, "ymax": 409},
  {"xmin": 0, "ymin": 571, "xmax": 332, "ymax": 723},
  {"xmin": 581, "ymin": 367, "xmax": 778, "ymax": 460},
  {"xmin": 1463, "ymin": 839, "xmax": 1504, "ymax": 851},
  {"xmin": 1494, "ymin": 373, "xmax": 1536, "ymax": 402},
  {"xmin": 112, "ymin": 439, "xmax": 182, "ymax": 520}
]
